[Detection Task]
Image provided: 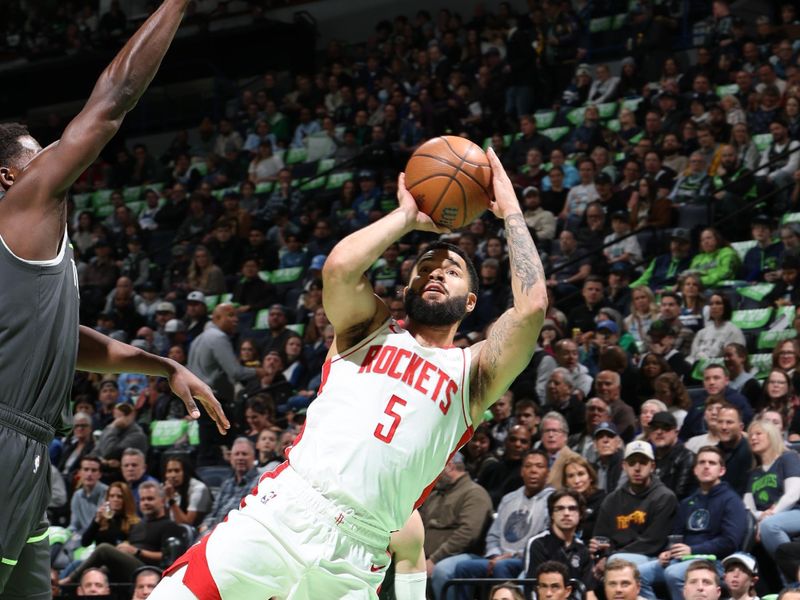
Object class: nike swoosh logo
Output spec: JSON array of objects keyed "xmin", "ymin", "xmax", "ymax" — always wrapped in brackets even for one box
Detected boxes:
[{"xmin": 370, "ymin": 565, "xmax": 384, "ymax": 572}]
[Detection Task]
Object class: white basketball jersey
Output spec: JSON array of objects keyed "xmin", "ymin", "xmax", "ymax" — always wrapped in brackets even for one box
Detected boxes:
[{"xmin": 288, "ymin": 318, "xmax": 474, "ymax": 532}]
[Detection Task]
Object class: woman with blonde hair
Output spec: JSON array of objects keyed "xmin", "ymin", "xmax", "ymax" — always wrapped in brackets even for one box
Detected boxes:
[
  {"xmin": 624, "ymin": 286, "xmax": 659, "ymax": 346},
  {"xmin": 548, "ymin": 449, "xmax": 605, "ymax": 539},
  {"xmin": 636, "ymin": 398, "xmax": 668, "ymax": 440},
  {"xmin": 720, "ymin": 95, "xmax": 747, "ymax": 125},
  {"xmin": 678, "ymin": 272, "xmax": 706, "ymax": 331},
  {"xmin": 728, "ymin": 122, "xmax": 760, "ymax": 171},
  {"xmin": 745, "ymin": 419, "xmax": 800, "ymax": 559}
]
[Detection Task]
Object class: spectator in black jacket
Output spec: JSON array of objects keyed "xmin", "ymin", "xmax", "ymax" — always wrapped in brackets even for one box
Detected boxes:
[
  {"xmin": 715, "ymin": 403, "xmax": 753, "ymax": 495},
  {"xmin": 648, "ymin": 411, "xmax": 696, "ymax": 500},
  {"xmin": 504, "ymin": 115, "xmax": 553, "ymax": 171},
  {"xmin": 525, "ymin": 490, "xmax": 594, "ymax": 593},
  {"xmin": 231, "ymin": 259, "xmax": 278, "ymax": 321},
  {"xmin": 478, "ymin": 424, "xmax": 533, "ymax": 508}
]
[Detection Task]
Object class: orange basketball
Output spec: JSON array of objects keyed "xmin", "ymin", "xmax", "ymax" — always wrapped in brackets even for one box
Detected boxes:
[{"xmin": 404, "ymin": 136, "xmax": 493, "ymax": 229}]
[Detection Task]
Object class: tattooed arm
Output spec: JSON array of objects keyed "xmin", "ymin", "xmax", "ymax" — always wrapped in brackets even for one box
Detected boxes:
[{"xmin": 469, "ymin": 148, "xmax": 548, "ymax": 422}]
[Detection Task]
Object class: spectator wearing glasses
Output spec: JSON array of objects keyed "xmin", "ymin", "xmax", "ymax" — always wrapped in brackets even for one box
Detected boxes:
[{"xmin": 524, "ymin": 491, "xmax": 594, "ymax": 597}]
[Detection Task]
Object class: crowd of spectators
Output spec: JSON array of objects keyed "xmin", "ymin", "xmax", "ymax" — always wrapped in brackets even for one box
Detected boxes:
[
  {"xmin": 0, "ymin": 0, "xmax": 284, "ymax": 62},
  {"xmin": 27, "ymin": 0, "xmax": 800, "ymax": 597}
]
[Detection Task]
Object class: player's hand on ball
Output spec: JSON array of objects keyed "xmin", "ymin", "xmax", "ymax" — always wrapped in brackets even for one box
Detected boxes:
[
  {"xmin": 485, "ymin": 147, "xmax": 520, "ymax": 219},
  {"xmin": 167, "ymin": 363, "xmax": 231, "ymax": 435},
  {"xmin": 397, "ymin": 173, "xmax": 450, "ymax": 234}
]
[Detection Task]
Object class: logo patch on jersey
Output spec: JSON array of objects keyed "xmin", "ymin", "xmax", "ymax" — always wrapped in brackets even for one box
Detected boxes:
[
  {"xmin": 33, "ymin": 454, "xmax": 40, "ymax": 474},
  {"xmin": 260, "ymin": 491, "xmax": 277, "ymax": 505},
  {"xmin": 358, "ymin": 344, "xmax": 458, "ymax": 414}
]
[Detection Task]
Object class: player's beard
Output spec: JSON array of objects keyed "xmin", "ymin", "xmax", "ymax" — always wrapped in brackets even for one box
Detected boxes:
[{"xmin": 404, "ymin": 287, "xmax": 468, "ymax": 326}]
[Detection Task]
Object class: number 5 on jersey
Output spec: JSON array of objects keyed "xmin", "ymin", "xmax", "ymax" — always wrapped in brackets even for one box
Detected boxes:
[{"xmin": 374, "ymin": 395, "xmax": 407, "ymax": 444}]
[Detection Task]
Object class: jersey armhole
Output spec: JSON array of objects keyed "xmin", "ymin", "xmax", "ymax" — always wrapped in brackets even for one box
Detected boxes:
[{"xmin": 0, "ymin": 228, "xmax": 68, "ymax": 266}]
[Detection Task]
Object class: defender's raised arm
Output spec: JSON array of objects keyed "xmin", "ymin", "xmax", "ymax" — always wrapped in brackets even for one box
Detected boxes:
[{"xmin": 0, "ymin": 0, "xmax": 190, "ymax": 260}]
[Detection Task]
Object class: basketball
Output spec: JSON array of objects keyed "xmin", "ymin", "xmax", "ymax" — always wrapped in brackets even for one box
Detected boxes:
[{"xmin": 404, "ymin": 136, "xmax": 493, "ymax": 229}]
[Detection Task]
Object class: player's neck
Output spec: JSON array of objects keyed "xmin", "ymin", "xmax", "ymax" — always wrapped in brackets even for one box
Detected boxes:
[{"xmin": 405, "ymin": 320, "xmax": 457, "ymax": 348}]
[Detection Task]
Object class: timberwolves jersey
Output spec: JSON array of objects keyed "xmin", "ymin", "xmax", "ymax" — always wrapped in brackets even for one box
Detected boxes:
[
  {"xmin": 0, "ymin": 230, "xmax": 80, "ymax": 436},
  {"xmin": 288, "ymin": 318, "xmax": 474, "ymax": 532}
]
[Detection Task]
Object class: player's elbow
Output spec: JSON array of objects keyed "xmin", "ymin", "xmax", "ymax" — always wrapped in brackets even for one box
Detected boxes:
[{"xmin": 321, "ymin": 251, "xmax": 354, "ymax": 283}]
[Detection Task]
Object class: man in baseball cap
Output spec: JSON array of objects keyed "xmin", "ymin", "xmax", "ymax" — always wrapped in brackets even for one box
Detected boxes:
[
  {"xmin": 593, "ymin": 421, "xmax": 623, "ymax": 492},
  {"xmin": 589, "ymin": 438, "xmax": 677, "ymax": 583}
]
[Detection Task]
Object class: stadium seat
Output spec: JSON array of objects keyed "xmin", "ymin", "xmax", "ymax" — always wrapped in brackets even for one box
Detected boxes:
[
  {"xmin": 534, "ymin": 110, "xmax": 557, "ymax": 129},
  {"xmin": 196, "ymin": 465, "xmax": 233, "ymax": 489},
  {"xmin": 731, "ymin": 308, "xmax": 774, "ymax": 330}
]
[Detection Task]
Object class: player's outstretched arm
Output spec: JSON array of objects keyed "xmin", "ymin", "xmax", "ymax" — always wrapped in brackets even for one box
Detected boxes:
[
  {"xmin": 323, "ymin": 173, "xmax": 448, "ymax": 350},
  {"xmin": 469, "ymin": 148, "xmax": 547, "ymax": 421},
  {"xmin": 76, "ymin": 325, "xmax": 230, "ymax": 434},
  {"xmin": 0, "ymin": 1, "xmax": 189, "ymax": 258}
]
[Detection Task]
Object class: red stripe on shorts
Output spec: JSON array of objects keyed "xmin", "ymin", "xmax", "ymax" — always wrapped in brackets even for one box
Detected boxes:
[{"xmin": 162, "ymin": 532, "xmax": 222, "ymax": 600}]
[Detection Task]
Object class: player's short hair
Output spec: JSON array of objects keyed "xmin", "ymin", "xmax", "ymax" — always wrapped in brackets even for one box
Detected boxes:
[
  {"xmin": 414, "ymin": 241, "xmax": 479, "ymax": 294},
  {"xmin": 0, "ymin": 122, "xmax": 35, "ymax": 169}
]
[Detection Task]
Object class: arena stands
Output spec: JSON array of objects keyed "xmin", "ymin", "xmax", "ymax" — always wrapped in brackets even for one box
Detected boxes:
[{"xmin": 7, "ymin": 0, "xmax": 800, "ymax": 598}]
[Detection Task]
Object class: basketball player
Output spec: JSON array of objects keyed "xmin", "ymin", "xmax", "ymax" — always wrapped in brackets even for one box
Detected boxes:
[
  {"xmin": 152, "ymin": 146, "xmax": 547, "ymax": 599},
  {"xmin": 0, "ymin": 2, "xmax": 227, "ymax": 598}
]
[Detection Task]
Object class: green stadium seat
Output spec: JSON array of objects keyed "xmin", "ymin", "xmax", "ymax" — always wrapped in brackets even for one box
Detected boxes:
[
  {"xmin": 597, "ymin": 102, "xmax": 618, "ymax": 119},
  {"xmin": 95, "ymin": 204, "xmax": 114, "ymax": 218},
  {"xmin": 204, "ymin": 295, "xmax": 220, "ymax": 311},
  {"xmin": 287, "ymin": 323, "xmax": 306, "ymax": 336},
  {"xmin": 285, "ymin": 147, "xmax": 308, "ymax": 165},
  {"xmin": 255, "ymin": 182, "xmax": 274, "ymax": 194},
  {"xmin": 753, "ymin": 133, "xmax": 773, "ymax": 152},
  {"xmin": 757, "ymin": 329, "xmax": 797, "ymax": 350},
  {"xmin": 73, "ymin": 193, "xmax": 92, "ymax": 210},
  {"xmin": 621, "ymin": 97, "xmax": 644, "ymax": 112},
  {"xmin": 750, "ymin": 353, "xmax": 773, "ymax": 379},
  {"xmin": 317, "ymin": 158, "xmax": 336, "ymax": 174},
  {"xmin": 782, "ymin": 212, "xmax": 800, "ymax": 224},
  {"xmin": 606, "ymin": 119, "xmax": 621, "ymax": 132},
  {"xmin": 126, "ymin": 201, "xmax": 144, "ymax": 215},
  {"xmin": 716, "ymin": 84, "xmax": 739, "ymax": 97},
  {"xmin": 730, "ymin": 240, "xmax": 757, "ymax": 261},
  {"xmin": 589, "ymin": 16, "xmax": 612, "ymax": 32},
  {"xmin": 326, "ymin": 171, "xmax": 354, "ymax": 190},
  {"xmin": 731, "ymin": 308, "xmax": 773, "ymax": 330},
  {"xmin": 566, "ymin": 107, "xmax": 586, "ymax": 126},
  {"xmin": 123, "ymin": 186, "xmax": 142, "ymax": 202},
  {"xmin": 542, "ymin": 126, "xmax": 570, "ymax": 142},
  {"xmin": 611, "ymin": 13, "xmax": 628, "ymax": 29},
  {"xmin": 91, "ymin": 189, "xmax": 113, "ymax": 209},
  {"xmin": 534, "ymin": 111, "xmax": 556, "ymax": 129},
  {"xmin": 299, "ymin": 175, "xmax": 327, "ymax": 191}
]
